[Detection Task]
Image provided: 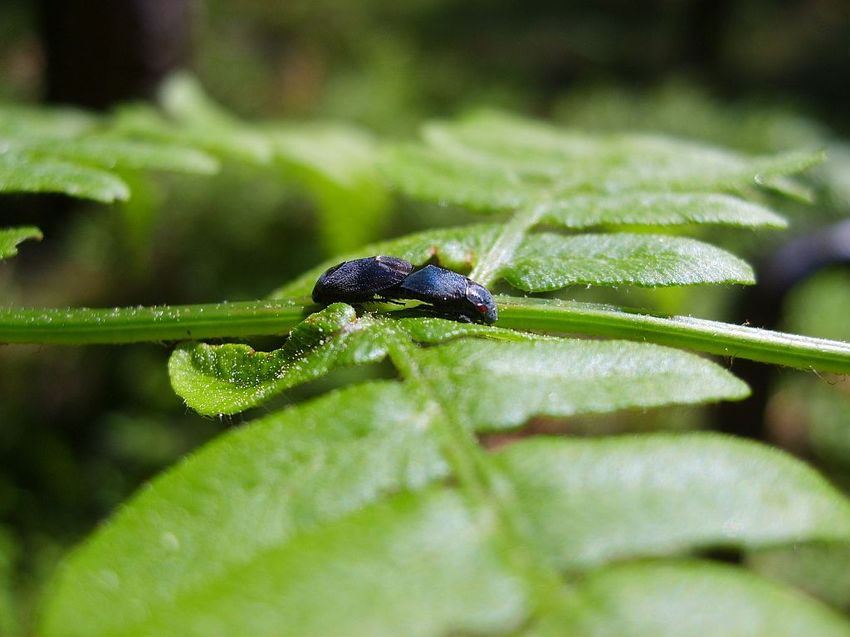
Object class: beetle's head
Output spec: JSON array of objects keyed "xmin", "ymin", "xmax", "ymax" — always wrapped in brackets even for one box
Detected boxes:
[{"xmin": 465, "ymin": 282, "xmax": 498, "ymax": 324}]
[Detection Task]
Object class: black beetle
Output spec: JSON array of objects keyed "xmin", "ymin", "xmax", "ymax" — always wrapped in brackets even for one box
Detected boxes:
[
  {"xmin": 312, "ymin": 256, "xmax": 414, "ymax": 304},
  {"xmin": 393, "ymin": 264, "xmax": 498, "ymax": 324},
  {"xmin": 311, "ymin": 256, "xmax": 498, "ymax": 324}
]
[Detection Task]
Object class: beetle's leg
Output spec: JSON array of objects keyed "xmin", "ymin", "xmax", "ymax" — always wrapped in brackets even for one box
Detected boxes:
[
  {"xmin": 377, "ymin": 296, "xmax": 407, "ymax": 306},
  {"xmin": 414, "ymin": 304, "xmax": 475, "ymax": 323}
]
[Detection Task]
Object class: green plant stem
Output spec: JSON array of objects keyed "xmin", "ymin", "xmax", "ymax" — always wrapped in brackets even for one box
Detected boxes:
[
  {"xmin": 497, "ymin": 296, "xmax": 850, "ymax": 373},
  {"xmin": 0, "ymin": 299, "xmax": 310, "ymax": 344},
  {"xmin": 2, "ymin": 295, "xmax": 849, "ymax": 375}
]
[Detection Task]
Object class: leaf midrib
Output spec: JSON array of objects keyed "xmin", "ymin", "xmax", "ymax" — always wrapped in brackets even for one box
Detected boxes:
[{"xmin": 382, "ymin": 322, "xmax": 574, "ymax": 621}]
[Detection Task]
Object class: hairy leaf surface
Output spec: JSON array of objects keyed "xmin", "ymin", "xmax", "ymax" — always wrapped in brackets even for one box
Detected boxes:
[
  {"xmin": 498, "ymin": 436, "xmax": 850, "ymax": 568},
  {"xmin": 41, "ymin": 422, "xmax": 850, "ymax": 636},
  {"xmin": 170, "ymin": 305, "xmax": 747, "ymax": 415},
  {"xmin": 42, "ymin": 382, "xmax": 460, "ymax": 637},
  {"xmin": 508, "ymin": 232, "xmax": 753, "ymax": 289}
]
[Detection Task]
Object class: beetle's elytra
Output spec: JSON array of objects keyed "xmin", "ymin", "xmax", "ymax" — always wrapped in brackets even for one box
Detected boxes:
[
  {"xmin": 311, "ymin": 256, "xmax": 413, "ymax": 304},
  {"xmin": 311, "ymin": 256, "xmax": 497, "ymax": 324}
]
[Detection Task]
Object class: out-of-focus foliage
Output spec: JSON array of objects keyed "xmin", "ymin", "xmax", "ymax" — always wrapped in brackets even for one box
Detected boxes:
[
  {"xmin": 784, "ymin": 269, "xmax": 850, "ymax": 343},
  {"xmin": 192, "ymin": 0, "xmax": 850, "ymax": 135},
  {"xmin": 0, "ymin": 528, "xmax": 16, "ymax": 637},
  {"xmin": 0, "ymin": 75, "xmax": 390, "ymax": 255},
  {"xmin": 534, "ymin": 560, "xmax": 850, "ymax": 637},
  {"xmin": 750, "ymin": 545, "xmax": 850, "ymax": 615},
  {"xmin": 555, "ymin": 83, "xmax": 850, "ymax": 215},
  {"xmin": 0, "ymin": 226, "xmax": 40, "ymax": 260},
  {"xmin": 760, "ymin": 269, "xmax": 850, "ymax": 472}
]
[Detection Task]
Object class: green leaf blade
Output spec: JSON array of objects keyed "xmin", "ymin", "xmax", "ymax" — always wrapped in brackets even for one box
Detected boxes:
[
  {"xmin": 380, "ymin": 145, "xmax": 538, "ymax": 211},
  {"xmin": 540, "ymin": 192, "xmax": 787, "ymax": 229},
  {"xmin": 535, "ymin": 561, "xmax": 850, "ymax": 637},
  {"xmin": 498, "ymin": 434, "xmax": 850, "ymax": 569},
  {"xmin": 418, "ymin": 339, "xmax": 749, "ymax": 431},
  {"xmin": 40, "ymin": 382, "xmax": 467, "ymax": 637},
  {"xmin": 112, "ymin": 105, "xmax": 273, "ymax": 166},
  {"xmin": 0, "ymin": 226, "xmax": 42, "ymax": 259},
  {"xmin": 169, "ymin": 304, "xmax": 388, "ymax": 415},
  {"xmin": 16, "ymin": 138, "xmax": 220, "ymax": 175},
  {"xmin": 386, "ymin": 110, "xmax": 821, "ymax": 205},
  {"xmin": 0, "ymin": 153, "xmax": 130, "ymax": 202},
  {"xmin": 171, "ymin": 306, "xmax": 748, "ymax": 417},
  {"xmin": 121, "ymin": 490, "xmax": 525, "ymax": 637},
  {"xmin": 506, "ymin": 233, "xmax": 754, "ymax": 290}
]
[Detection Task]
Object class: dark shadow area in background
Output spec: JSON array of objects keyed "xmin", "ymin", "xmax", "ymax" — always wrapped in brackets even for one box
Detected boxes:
[{"xmin": 38, "ymin": 0, "xmax": 190, "ymax": 109}]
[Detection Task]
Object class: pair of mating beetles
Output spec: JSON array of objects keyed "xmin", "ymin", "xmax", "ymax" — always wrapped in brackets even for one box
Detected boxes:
[{"xmin": 312, "ymin": 256, "xmax": 498, "ymax": 324}]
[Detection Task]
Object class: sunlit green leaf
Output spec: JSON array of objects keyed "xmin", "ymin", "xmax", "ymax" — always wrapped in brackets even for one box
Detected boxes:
[
  {"xmin": 43, "ymin": 486, "xmax": 526, "ymax": 637},
  {"xmin": 414, "ymin": 340, "xmax": 748, "ymax": 429},
  {"xmin": 40, "ymin": 382, "xmax": 467, "ymax": 637},
  {"xmin": 381, "ymin": 144, "xmax": 540, "ymax": 211},
  {"xmin": 169, "ymin": 303, "xmax": 385, "ymax": 414},
  {"xmin": 0, "ymin": 153, "xmax": 129, "ymax": 202},
  {"xmin": 110, "ymin": 105, "xmax": 273, "ymax": 166},
  {"xmin": 532, "ymin": 561, "xmax": 850, "ymax": 637},
  {"xmin": 25, "ymin": 102, "xmax": 847, "ymax": 637},
  {"xmin": 507, "ymin": 232, "xmax": 753, "ymax": 289},
  {"xmin": 14, "ymin": 138, "xmax": 219, "ymax": 174},
  {"xmin": 0, "ymin": 104, "xmax": 96, "ymax": 140},
  {"xmin": 170, "ymin": 306, "xmax": 747, "ymax": 415},
  {"xmin": 498, "ymin": 435, "xmax": 850, "ymax": 569},
  {"xmin": 382, "ymin": 110, "xmax": 819, "ymax": 219},
  {"xmin": 539, "ymin": 193, "xmax": 786, "ymax": 229},
  {"xmin": 41, "ymin": 417, "xmax": 850, "ymax": 636}
]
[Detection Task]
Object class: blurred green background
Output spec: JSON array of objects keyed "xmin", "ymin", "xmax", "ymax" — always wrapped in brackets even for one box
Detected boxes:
[{"xmin": 1, "ymin": 0, "xmax": 849, "ymax": 632}]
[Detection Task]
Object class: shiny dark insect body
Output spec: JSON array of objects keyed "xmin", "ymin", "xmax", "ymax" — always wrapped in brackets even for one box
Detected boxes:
[
  {"xmin": 393, "ymin": 265, "xmax": 498, "ymax": 324},
  {"xmin": 311, "ymin": 256, "xmax": 413, "ymax": 304},
  {"xmin": 311, "ymin": 256, "xmax": 498, "ymax": 324}
]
